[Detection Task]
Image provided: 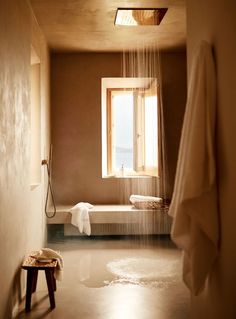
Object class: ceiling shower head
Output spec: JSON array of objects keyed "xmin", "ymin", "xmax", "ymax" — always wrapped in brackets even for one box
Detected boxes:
[{"xmin": 115, "ymin": 8, "xmax": 168, "ymax": 26}]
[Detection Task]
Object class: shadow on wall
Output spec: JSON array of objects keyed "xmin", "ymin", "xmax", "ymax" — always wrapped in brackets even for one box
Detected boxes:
[{"xmin": 4, "ymin": 264, "xmax": 24, "ymax": 318}]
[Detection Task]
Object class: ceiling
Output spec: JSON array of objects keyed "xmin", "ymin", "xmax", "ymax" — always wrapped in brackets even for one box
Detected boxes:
[{"xmin": 30, "ymin": 0, "xmax": 186, "ymax": 52}]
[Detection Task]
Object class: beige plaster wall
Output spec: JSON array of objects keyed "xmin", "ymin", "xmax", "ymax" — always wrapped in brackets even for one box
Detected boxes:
[
  {"xmin": 0, "ymin": 0, "xmax": 50, "ymax": 317},
  {"xmin": 187, "ymin": 0, "xmax": 236, "ymax": 318},
  {"xmin": 51, "ymin": 52, "xmax": 186, "ymax": 205},
  {"xmin": 161, "ymin": 52, "xmax": 187, "ymax": 196}
]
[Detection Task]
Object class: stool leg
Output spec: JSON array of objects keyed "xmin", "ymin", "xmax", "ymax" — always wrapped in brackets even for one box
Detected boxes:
[
  {"xmin": 25, "ymin": 270, "xmax": 34, "ymax": 312},
  {"xmin": 32, "ymin": 269, "xmax": 38, "ymax": 293},
  {"xmin": 45, "ymin": 269, "xmax": 55, "ymax": 309},
  {"xmin": 52, "ymin": 273, "xmax": 57, "ymax": 291}
]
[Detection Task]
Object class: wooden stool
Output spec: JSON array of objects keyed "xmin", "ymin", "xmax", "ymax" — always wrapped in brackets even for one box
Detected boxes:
[{"xmin": 22, "ymin": 256, "xmax": 57, "ymax": 312}]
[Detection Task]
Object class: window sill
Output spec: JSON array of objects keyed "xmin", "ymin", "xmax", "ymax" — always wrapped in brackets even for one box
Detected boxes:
[{"xmin": 103, "ymin": 174, "xmax": 157, "ymax": 179}]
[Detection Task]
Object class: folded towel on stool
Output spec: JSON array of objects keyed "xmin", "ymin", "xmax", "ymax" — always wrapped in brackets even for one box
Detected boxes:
[{"xmin": 30, "ymin": 248, "xmax": 64, "ymax": 281}]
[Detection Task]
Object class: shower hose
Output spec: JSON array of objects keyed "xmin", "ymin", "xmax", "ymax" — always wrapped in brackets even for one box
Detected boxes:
[{"xmin": 42, "ymin": 158, "xmax": 57, "ymax": 218}]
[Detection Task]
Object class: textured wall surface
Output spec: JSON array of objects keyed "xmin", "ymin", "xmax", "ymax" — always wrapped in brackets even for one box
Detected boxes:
[
  {"xmin": 51, "ymin": 52, "xmax": 186, "ymax": 205},
  {"xmin": 0, "ymin": 0, "xmax": 50, "ymax": 317},
  {"xmin": 187, "ymin": 0, "xmax": 236, "ymax": 318},
  {"xmin": 161, "ymin": 52, "xmax": 187, "ymax": 196}
]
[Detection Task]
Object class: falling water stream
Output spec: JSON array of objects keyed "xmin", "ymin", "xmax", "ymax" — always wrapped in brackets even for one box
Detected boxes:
[
  {"xmin": 117, "ymin": 43, "xmax": 170, "ymax": 235},
  {"xmin": 77, "ymin": 45, "xmax": 174, "ymax": 290},
  {"xmin": 59, "ymin": 45, "xmax": 175, "ymax": 292}
]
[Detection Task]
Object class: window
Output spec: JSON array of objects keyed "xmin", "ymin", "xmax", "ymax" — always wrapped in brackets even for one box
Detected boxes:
[{"xmin": 102, "ymin": 78, "xmax": 159, "ymax": 177}]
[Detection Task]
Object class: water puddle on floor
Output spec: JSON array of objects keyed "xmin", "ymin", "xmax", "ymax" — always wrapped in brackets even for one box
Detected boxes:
[
  {"xmin": 106, "ymin": 257, "xmax": 181, "ymax": 289},
  {"xmin": 80, "ymin": 256, "xmax": 182, "ymax": 290}
]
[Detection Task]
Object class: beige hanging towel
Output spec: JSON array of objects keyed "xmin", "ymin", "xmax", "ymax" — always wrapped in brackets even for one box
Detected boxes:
[{"xmin": 168, "ymin": 40, "xmax": 219, "ymax": 295}]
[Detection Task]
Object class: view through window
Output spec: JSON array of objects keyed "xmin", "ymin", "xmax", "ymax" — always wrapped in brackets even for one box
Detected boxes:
[{"xmin": 102, "ymin": 78, "xmax": 158, "ymax": 177}]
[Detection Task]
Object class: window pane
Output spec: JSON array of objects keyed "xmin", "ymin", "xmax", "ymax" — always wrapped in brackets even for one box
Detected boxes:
[
  {"xmin": 145, "ymin": 96, "xmax": 157, "ymax": 167},
  {"xmin": 112, "ymin": 92, "xmax": 134, "ymax": 171}
]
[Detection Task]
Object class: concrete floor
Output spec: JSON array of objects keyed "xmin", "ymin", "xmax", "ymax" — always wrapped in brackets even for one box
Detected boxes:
[{"xmin": 16, "ymin": 236, "xmax": 190, "ymax": 319}]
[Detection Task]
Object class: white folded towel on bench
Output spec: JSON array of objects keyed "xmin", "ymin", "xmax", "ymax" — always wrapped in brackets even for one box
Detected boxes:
[
  {"xmin": 129, "ymin": 195, "xmax": 162, "ymax": 204},
  {"xmin": 70, "ymin": 202, "xmax": 93, "ymax": 236}
]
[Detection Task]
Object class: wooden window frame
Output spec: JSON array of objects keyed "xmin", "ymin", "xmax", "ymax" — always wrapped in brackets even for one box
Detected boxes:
[{"xmin": 106, "ymin": 84, "xmax": 160, "ymax": 177}]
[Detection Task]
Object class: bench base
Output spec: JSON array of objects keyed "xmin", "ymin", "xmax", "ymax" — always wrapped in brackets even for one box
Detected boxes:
[{"xmin": 46, "ymin": 205, "xmax": 172, "ymax": 235}]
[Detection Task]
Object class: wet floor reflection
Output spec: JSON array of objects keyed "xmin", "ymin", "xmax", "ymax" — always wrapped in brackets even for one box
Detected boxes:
[
  {"xmin": 55, "ymin": 236, "xmax": 184, "ymax": 291},
  {"xmin": 16, "ymin": 236, "xmax": 190, "ymax": 319}
]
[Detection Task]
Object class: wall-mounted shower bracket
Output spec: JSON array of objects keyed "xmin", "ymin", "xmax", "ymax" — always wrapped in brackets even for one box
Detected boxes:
[{"xmin": 41, "ymin": 159, "xmax": 48, "ymax": 165}]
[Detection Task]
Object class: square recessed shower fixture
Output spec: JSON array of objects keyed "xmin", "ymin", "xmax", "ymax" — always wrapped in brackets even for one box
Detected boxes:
[{"xmin": 115, "ymin": 8, "xmax": 168, "ymax": 26}]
